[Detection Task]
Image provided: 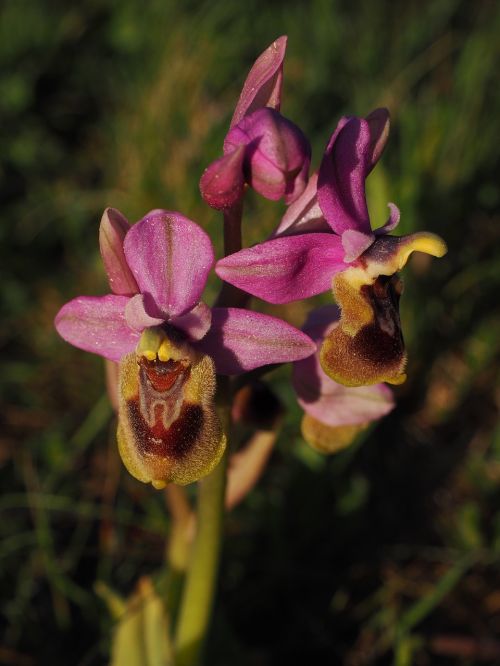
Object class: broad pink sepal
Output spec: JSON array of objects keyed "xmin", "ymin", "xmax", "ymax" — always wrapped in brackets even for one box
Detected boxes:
[
  {"xmin": 216, "ymin": 233, "xmax": 348, "ymax": 304},
  {"xmin": 54, "ymin": 295, "xmax": 140, "ymax": 361},
  {"xmin": 124, "ymin": 210, "xmax": 214, "ymax": 318}
]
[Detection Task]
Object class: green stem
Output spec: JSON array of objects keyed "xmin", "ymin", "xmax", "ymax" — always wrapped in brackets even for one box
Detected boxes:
[
  {"xmin": 215, "ymin": 200, "xmax": 249, "ymax": 308},
  {"xmin": 163, "ymin": 486, "xmax": 193, "ymax": 630},
  {"xmin": 172, "ymin": 192, "xmax": 242, "ymax": 665},
  {"xmin": 173, "ymin": 396, "xmax": 229, "ymax": 666}
]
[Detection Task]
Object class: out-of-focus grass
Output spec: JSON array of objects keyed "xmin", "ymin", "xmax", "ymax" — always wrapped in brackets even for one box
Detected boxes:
[{"xmin": 1, "ymin": 0, "xmax": 499, "ymax": 663}]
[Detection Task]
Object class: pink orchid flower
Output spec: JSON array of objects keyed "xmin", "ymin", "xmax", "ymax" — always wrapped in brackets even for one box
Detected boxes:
[
  {"xmin": 55, "ymin": 208, "xmax": 315, "ymax": 487},
  {"xmin": 216, "ymin": 110, "xmax": 447, "ymax": 387},
  {"xmin": 293, "ymin": 305, "xmax": 394, "ymax": 453},
  {"xmin": 200, "ymin": 37, "xmax": 311, "ymax": 209}
]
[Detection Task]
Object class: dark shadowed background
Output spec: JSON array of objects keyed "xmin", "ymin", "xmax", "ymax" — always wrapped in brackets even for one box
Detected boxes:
[{"xmin": 1, "ymin": 0, "xmax": 499, "ymax": 663}]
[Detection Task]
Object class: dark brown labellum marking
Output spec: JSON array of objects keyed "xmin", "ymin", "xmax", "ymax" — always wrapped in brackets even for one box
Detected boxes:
[
  {"xmin": 126, "ymin": 399, "xmax": 204, "ymax": 461},
  {"xmin": 357, "ymin": 274, "xmax": 404, "ymax": 365}
]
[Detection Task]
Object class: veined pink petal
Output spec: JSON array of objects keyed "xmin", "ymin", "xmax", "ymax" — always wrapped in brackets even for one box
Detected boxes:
[
  {"xmin": 54, "ymin": 295, "xmax": 140, "ymax": 361},
  {"xmin": 195, "ymin": 307, "xmax": 316, "ymax": 375},
  {"xmin": 170, "ymin": 301, "xmax": 212, "ymax": 341},
  {"xmin": 318, "ymin": 116, "xmax": 374, "ymax": 236},
  {"xmin": 124, "ymin": 210, "xmax": 214, "ymax": 318},
  {"xmin": 293, "ymin": 304, "xmax": 394, "ymax": 426},
  {"xmin": 230, "ymin": 36, "xmax": 287, "ymax": 128},
  {"xmin": 216, "ymin": 233, "xmax": 348, "ymax": 304},
  {"xmin": 99, "ymin": 208, "xmax": 138, "ymax": 295}
]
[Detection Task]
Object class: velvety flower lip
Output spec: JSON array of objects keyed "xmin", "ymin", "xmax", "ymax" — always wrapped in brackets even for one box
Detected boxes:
[
  {"xmin": 55, "ymin": 208, "xmax": 316, "ymax": 374},
  {"xmin": 319, "ymin": 233, "xmax": 447, "ymax": 387}
]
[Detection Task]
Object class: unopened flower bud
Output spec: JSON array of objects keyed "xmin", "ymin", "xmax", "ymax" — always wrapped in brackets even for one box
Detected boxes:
[
  {"xmin": 224, "ymin": 108, "xmax": 311, "ymax": 204},
  {"xmin": 199, "ymin": 145, "xmax": 246, "ymax": 210}
]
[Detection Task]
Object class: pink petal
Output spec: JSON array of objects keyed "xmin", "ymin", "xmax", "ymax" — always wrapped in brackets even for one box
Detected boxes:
[
  {"xmin": 294, "ymin": 355, "xmax": 394, "ymax": 427},
  {"xmin": 99, "ymin": 208, "xmax": 138, "ymax": 295},
  {"xmin": 196, "ymin": 307, "xmax": 316, "ymax": 375},
  {"xmin": 54, "ymin": 295, "xmax": 140, "ymax": 361},
  {"xmin": 365, "ymin": 108, "xmax": 390, "ymax": 173},
  {"xmin": 230, "ymin": 35, "xmax": 287, "ymax": 128},
  {"xmin": 272, "ymin": 173, "xmax": 330, "ymax": 238},
  {"xmin": 124, "ymin": 210, "xmax": 214, "ymax": 318},
  {"xmin": 124, "ymin": 293, "xmax": 165, "ymax": 331},
  {"xmin": 170, "ymin": 301, "xmax": 212, "ymax": 341},
  {"xmin": 318, "ymin": 116, "xmax": 374, "ymax": 236},
  {"xmin": 216, "ymin": 233, "xmax": 348, "ymax": 304},
  {"xmin": 341, "ymin": 229, "xmax": 375, "ymax": 262},
  {"xmin": 285, "ymin": 157, "xmax": 309, "ymax": 205},
  {"xmin": 374, "ymin": 202, "xmax": 401, "ymax": 235},
  {"xmin": 199, "ymin": 146, "xmax": 246, "ymax": 210}
]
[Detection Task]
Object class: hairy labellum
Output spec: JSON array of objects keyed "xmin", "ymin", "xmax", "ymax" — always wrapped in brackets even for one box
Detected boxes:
[
  {"xmin": 320, "ymin": 232, "xmax": 447, "ymax": 387},
  {"xmin": 321, "ymin": 271, "xmax": 406, "ymax": 387},
  {"xmin": 118, "ymin": 328, "xmax": 226, "ymax": 488}
]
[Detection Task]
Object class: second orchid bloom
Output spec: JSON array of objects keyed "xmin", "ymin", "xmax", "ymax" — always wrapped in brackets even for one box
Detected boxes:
[{"xmin": 216, "ymin": 108, "xmax": 447, "ymax": 388}]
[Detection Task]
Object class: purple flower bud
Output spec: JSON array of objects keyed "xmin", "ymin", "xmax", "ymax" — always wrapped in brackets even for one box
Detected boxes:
[
  {"xmin": 199, "ymin": 145, "xmax": 246, "ymax": 210},
  {"xmin": 224, "ymin": 108, "xmax": 311, "ymax": 204}
]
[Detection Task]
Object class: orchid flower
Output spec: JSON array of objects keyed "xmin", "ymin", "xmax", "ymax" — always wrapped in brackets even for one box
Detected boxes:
[
  {"xmin": 55, "ymin": 208, "xmax": 315, "ymax": 487},
  {"xmin": 216, "ymin": 109, "xmax": 447, "ymax": 387},
  {"xmin": 200, "ymin": 36, "xmax": 311, "ymax": 209},
  {"xmin": 293, "ymin": 305, "xmax": 394, "ymax": 453}
]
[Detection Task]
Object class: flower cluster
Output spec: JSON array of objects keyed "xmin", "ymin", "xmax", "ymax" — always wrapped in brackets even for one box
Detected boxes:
[{"xmin": 55, "ymin": 37, "xmax": 446, "ymax": 489}]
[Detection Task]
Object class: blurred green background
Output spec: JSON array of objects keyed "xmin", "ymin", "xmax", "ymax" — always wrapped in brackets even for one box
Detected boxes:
[{"xmin": 1, "ymin": 0, "xmax": 499, "ymax": 663}]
